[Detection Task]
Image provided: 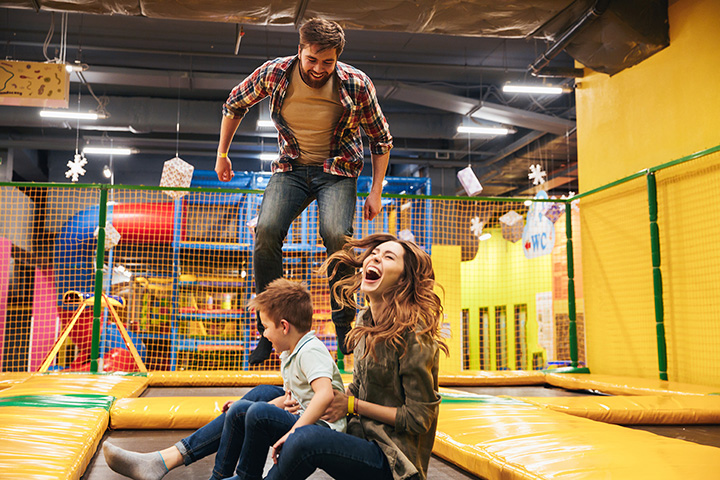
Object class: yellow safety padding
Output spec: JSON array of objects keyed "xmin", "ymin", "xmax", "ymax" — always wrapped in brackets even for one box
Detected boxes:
[
  {"xmin": 111, "ymin": 396, "xmax": 237, "ymax": 429},
  {"xmin": 545, "ymin": 373, "xmax": 720, "ymax": 396},
  {"xmin": 0, "ymin": 406, "xmax": 108, "ymax": 480},
  {"xmin": 0, "ymin": 373, "xmax": 148, "ymax": 399},
  {"xmin": 148, "ymin": 370, "xmax": 282, "ymax": 387},
  {"xmin": 0, "ymin": 372, "xmax": 31, "ymax": 391},
  {"xmin": 440, "ymin": 370, "xmax": 546, "ymax": 386},
  {"xmin": 511, "ymin": 395, "xmax": 720, "ymax": 424},
  {"xmin": 434, "ymin": 401, "xmax": 720, "ymax": 480}
]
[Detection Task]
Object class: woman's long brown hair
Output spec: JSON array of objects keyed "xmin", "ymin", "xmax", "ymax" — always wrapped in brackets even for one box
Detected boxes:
[{"xmin": 321, "ymin": 233, "xmax": 449, "ymax": 360}]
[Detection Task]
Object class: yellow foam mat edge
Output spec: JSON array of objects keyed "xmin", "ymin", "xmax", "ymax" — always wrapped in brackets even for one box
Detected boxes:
[
  {"xmin": 436, "ymin": 402, "xmax": 720, "ymax": 479},
  {"xmin": 512, "ymin": 395, "xmax": 720, "ymax": 424},
  {"xmin": 147, "ymin": 370, "xmax": 282, "ymax": 386},
  {"xmin": 111, "ymin": 396, "xmax": 237, "ymax": 429},
  {"xmin": 545, "ymin": 373, "xmax": 720, "ymax": 396},
  {"xmin": 0, "ymin": 406, "xmax": 109, "ymax": 480},
  {"xmin": 0, "ymin": 373, "xmax": 148, "ymax": 398},
  {"xmin": 439, "ymin": 370, "xmax": 546, "ymax": 386}
]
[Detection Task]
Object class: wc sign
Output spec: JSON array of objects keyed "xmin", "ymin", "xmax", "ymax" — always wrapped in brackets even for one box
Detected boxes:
[{"xmin": 522, "ymin": 190, "xmax": 555, "ymax": 259}]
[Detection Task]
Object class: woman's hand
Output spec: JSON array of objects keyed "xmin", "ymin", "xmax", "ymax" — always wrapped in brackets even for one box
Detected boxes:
[
  {"xmin": 221, "ymin": 400, "xmax": 234, "ymax": 413},
  {"xmin": 283, "ymin": 391, "xmax": 300, "ymax": 414},
  {"xmin": 271, "ymin": 430, "xmax": 292, "ymax": 464},
  {"xmin": 321, "ymin": 389, "xmax": 349, "ymax": 423}
]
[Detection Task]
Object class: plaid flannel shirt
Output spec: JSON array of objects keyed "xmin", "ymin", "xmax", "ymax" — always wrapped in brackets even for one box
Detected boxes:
[{"xmin": 222, "ymin": 55, "xmax": 393, "ymax": 177}]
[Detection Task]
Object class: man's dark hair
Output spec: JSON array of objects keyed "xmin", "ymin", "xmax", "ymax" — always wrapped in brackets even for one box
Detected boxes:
[
  {"xmin": 299, "ymin": 18, "xmax": 345, "ymax": 56},
  {"xmin": 248, "ymin": 278, "xmax": 313, "ymax": 332}
]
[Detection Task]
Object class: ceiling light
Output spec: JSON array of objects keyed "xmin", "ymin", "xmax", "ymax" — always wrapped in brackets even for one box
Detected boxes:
[
  {"xmin": 259, "ymin": 153, "xmax": 276, "ymax": 161},
  {"xmin": 102, "ymin": 165, "xmax": 112, "ymax": 178},
  {"xmin": 40, "ymin": 110, "xmax": 103, "ymax": 120},
  {"xmin": 83, "ymin": 146, "xmax": 133, "ymax": 155},
  {"xmin": 502, "ymin": 84, "xmax": 571, "ymax": 95},
  {"xmin": 257, "ymin": 120, "xmax": 275, "ymax": 128},
  {"xmin": 457, "ymin": 125, "xmax": 512, "ymax": 135},
  {"xmin": 65, "ymin": 62, "xmax": 89, "ymax": 73}
]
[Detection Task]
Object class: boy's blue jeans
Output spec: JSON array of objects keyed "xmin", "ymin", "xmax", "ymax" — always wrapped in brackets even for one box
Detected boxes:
[
  {"xmin": 174, "ymin": 385, "xmax": 284, "ymax": 480},
  {"xmin": 253, "ymin": 166, "xmax": 357, "ymax": 332}
]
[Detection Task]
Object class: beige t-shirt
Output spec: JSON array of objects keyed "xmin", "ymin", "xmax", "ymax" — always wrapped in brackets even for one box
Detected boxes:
[{"xmin": 281, "ymin": 64, "xmax": 343, "ymax": 165}]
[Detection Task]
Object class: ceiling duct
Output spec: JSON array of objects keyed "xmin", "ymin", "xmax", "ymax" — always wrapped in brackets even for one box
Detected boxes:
[
  {"xmin": 534, "ymin": 0, "xmax": 669, "ymax": 76},
  {"xmin": 529, "ymin": 0, "xmax": 611, "ymax": 76}
]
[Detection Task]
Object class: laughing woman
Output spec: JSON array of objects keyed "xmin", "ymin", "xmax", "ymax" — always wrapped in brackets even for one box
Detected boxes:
[{"xmin": 263, "ymin": 233, "xmax": 448, "ymax": 480}]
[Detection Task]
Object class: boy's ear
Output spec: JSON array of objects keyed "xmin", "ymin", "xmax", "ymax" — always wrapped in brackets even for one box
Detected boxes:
[{"xmin": 280, "ymin": 319, "xmax": 290, "ymax": 334}]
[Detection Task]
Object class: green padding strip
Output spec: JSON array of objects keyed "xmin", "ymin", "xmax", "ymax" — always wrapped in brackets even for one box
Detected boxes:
[
  {"xmin": 0, "ymin": 394, "xmax": 115, "ymax": 411},
  {"xmin": 440, "ymin": 392, "xmax": 529, "ymax": 405}
]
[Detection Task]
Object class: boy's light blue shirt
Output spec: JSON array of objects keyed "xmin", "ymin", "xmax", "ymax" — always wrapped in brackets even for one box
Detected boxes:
[{"xmin": 280, "ymin": 330, "xmax": 347, "ymax": 432}]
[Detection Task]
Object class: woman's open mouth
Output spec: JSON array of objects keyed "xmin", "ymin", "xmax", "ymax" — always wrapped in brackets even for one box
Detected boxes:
[{"xmin": 364, "ymin": 265, "xmax": 381, "ymax": 283}]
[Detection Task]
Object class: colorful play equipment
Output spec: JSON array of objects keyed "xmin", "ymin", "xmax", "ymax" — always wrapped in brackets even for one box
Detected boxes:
[
  {"xmin": 51, "ymin": 172, "xmax": 433, "ymax": 371},
  {"xmin": 37, "ymin": 291, "xmax": 146, "ymax": 373}
]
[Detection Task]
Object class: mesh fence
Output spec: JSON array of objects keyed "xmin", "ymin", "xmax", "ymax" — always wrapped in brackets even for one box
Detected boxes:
[
  {"xmin": 0, "ymin": 181, "xmax": 579, "ymax": 373},
  {"xmin": 654, "ymin": 149, "xmax": 720, "ymax": 385}
]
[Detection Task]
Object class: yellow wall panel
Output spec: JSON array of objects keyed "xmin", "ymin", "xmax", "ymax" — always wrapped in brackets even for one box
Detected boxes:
[{"xmin": 575, "ymin": 0, "xmax": 720, "ymax": 385}]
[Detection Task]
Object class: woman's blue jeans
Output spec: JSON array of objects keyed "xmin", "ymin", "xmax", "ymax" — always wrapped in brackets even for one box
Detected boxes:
[
  {"xmin": 174, "ymin": 385, "xmax": 284, "ymax": 480},
  {"xmin": 253, "ymin": 166, "xmax": 357, "ymax": 332},
  {"xmin": 263, "ymin": 424, "xmax": 393, "ymax": 480}
]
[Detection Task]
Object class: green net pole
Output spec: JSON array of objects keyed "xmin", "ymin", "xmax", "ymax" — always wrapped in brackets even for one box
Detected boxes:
[
  {"xmin": 646, "ymin": 172, "xmax": 668, "ymax": 381},
  {"xmin": 565, "ymin": 202, "xmax": 578, "ymax": 368},
  {"xmin": 91, "ymin": 187, "xmax": 108, "ymax": 373}
]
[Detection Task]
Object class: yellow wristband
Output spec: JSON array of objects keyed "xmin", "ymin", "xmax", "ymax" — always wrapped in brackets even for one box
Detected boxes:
[
  {"xmin": 348, "ymin": 396, "xmax": 355, "ymax": 415},
  {"xmin": 218, "ymin": 152, "xmax": 228, "ymax": 158}
]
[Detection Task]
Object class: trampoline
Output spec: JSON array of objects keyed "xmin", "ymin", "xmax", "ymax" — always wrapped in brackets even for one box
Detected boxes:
[{"xmin": 2, "ymin": 370, "xmax": 719, "ymax": 480}]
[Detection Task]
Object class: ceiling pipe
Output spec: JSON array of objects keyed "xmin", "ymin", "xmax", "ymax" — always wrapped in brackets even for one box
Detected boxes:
[{"xmin": 529, "ymin": 0, "xmax": 611, "ymax": 77}]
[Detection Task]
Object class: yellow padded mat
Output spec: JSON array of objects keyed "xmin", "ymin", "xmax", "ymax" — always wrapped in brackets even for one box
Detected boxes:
[
  {"xmin": 440, "ymin": 370, "xmax": 546, "ymax": 386},
  {"xmin": 111, "ymin": 396, "xmax": 236, "ymax": 429},
  {"xmin": 0, "ymin": 406, "xmax": 109, "ymax": 480},
  {"xmin": 0, "ymin": 372, "xmax": 32, "ymax": 391},
  {"xmin": 513, "ymin": 395, "xmax": 720, "ymax": 424},
  {"xmin": 545, "ymin": 373, "xmax": 720, "ymax": 396},
  {"xmin": 146, "ymin": 370, "xmax": 548, "ymax": 388},
  {"xmin": 434, "ymin": 401, "xmax": 720, "ymax": 480},
  {"xmin": 0, "ymin": 373, "xmax": 148, "ymax": 398},
  {"xmin": 148, "ymin": 370, "xmax": 282, "ymax": 386}
]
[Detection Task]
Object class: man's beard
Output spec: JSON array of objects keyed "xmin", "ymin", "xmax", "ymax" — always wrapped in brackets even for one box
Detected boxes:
[{"xmin": 300, "ymin": 67, "xmax": 331, "ymax": 88}]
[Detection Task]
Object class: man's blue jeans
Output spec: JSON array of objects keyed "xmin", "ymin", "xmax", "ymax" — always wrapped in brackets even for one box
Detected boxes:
[
  {"xmin": 175, "ymin": 385, "xmax": 284, "ymax": 480},
  {"xmin": 254, "ymin": 166, "xmax": 357, "ymax": 332}
]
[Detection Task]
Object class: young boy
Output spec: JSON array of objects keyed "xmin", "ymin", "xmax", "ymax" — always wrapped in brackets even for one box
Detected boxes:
[{"xmin": 103, "ymin": 278, "xmax": 345, "ymax": 480}]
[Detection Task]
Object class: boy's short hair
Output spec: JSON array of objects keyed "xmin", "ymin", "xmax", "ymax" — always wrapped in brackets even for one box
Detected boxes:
[
  {"xmin": 248, "ymin": 278, "xmax": 313, "ymax": 332},
  {"xmin": 299, "ymin": 18, "xmax": 345, "ymax": 56}
]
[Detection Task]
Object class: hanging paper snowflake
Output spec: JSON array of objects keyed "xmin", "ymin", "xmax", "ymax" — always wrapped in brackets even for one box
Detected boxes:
[
  {"xmin": 65, "ymin": 153, "xmax": 88, "ymax": 182},
  {"xmin": 528, "ymin": 164, "xmax": 547, "ymax": 185},
  {"xmin": 470, "ymin": 216, "xmax": 484, "ymax": 238},
  {"xmin": 562, "ymin": 191, "xmax": 580, "ymax": 212}
]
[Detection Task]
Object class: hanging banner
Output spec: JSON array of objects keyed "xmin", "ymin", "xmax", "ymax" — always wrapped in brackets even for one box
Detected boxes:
[
  {"xmin": 0, "ymin": 60, "xmax": 69, "ymax": 108},
  {"xmin": 522, "ymin": 190, "xmax": 555, "ymax": 259}
]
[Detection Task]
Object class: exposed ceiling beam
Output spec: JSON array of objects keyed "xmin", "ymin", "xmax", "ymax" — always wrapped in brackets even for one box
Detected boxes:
[{"xmin": 378, "ymin": 82, "xmax": 575, "ymax": 135}]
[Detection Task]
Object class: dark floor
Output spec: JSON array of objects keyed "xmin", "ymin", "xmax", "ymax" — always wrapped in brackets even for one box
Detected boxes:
[
  {"xmin": 83, "ymin": 429, "xmax": 477, "ymax": 480},
  {"xmin": 81, "ymin": 385, "xmax": 720, "ymax": 479}
]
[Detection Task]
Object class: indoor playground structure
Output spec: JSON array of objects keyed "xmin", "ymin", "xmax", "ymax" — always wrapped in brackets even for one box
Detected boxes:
[{"xmin": 1, "ymin": 144, "xmax": 720, "ymax": 479}]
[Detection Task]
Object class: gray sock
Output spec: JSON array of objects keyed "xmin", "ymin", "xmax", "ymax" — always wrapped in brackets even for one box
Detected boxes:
[{"xmin": 103, "ymin": 442, "xmax": 169, "ymax": 480}]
